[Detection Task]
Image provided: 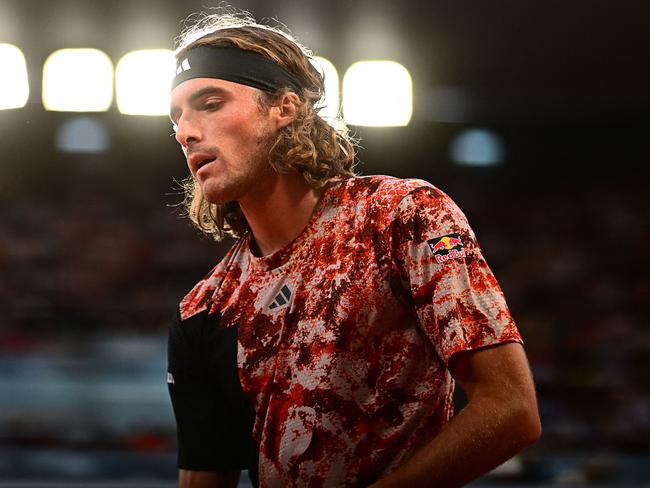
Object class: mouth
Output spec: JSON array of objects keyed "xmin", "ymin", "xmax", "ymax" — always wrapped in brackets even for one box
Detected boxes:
[
  {"xmin": 187, "ymin": 151, "xmax": 218, "ymax": 174},
  {"xmin": 197, "ymin": 158, "xmax": 216, "ymax": 170}
]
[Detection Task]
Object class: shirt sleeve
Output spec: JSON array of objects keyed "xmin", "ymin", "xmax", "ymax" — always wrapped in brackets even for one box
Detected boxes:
[
  {"xmin": 391, "ymin": 185, "xmax": 522, "ymax": 365},
  {"xmin": 167, "ymin": 308, "xmax": 257, "ymax": 472}
]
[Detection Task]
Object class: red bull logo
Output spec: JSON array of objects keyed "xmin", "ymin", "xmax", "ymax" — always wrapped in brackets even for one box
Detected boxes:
[{"xmin": 427, "ymin": 233, "xmax": 466, "ymax": 264}]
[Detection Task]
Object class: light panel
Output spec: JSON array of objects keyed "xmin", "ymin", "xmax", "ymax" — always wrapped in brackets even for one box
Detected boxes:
[
  {"xmin": 450, "ymin": 128, "xmax": 505, "ymax": 166},
  {"xmin": 55, "ymin": 117, "xmax": 110, "ymax": 153},
  {"xmin": 312, "ymin": 56, "xmax": 339, "ymax": 120},
  {"xmin": 116, "ymin": 49, "xmax": 175, "ymax": 116},
  {"xmin": 342, "ymin": 60, "xmax": 412, "ymax": 127},
  {"xmin": 0, "ymin": 43, "xmax": 29, "ymax": 110},
  {"xmin": 43, "ymin": 48, "xmax": 113, "ymax": 112}
]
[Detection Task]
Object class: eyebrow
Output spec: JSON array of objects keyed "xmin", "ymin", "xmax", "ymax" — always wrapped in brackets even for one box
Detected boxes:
[{"xmin": 169, "ymin": 86, "xmax": 230, "ymax": 123}]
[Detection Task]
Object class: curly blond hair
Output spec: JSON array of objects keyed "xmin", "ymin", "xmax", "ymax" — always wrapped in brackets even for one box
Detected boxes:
[{"xmin": 174, "ymin": 8, "xmax": 357, "ymax": 241}]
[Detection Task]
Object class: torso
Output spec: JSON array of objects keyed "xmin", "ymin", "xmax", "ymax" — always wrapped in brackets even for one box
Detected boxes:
[{"xmin": 179, "ymin": 175, "xmax": 520, "ymax": 486}]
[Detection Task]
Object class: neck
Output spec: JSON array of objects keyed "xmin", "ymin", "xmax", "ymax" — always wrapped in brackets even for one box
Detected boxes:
[{"xmin": 239, "ymin": 171, "xmax": 325, "ymax": 257}]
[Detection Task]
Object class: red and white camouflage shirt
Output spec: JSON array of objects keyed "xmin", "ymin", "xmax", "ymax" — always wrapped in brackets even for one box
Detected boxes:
[{"xmin": 179, "ymin": 175, "xmax": 521, "ymax": 487}]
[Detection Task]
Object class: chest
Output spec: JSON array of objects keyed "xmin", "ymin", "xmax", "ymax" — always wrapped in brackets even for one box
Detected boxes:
[{"xmin": 221, "ymin": 233, "xmax": 413, "ymax": 403}]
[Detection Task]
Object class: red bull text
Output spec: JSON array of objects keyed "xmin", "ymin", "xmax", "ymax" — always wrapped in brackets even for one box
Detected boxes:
[{"xmin": 427, "ymin": 233, "xmax": 466, "ymax": 263}]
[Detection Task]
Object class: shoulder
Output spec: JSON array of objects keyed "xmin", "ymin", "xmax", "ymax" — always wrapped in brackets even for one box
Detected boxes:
[
  {"xmin": 389, "ymin": 180, "xmax": 477, "ymax": 254},
  {"xmin": 179, "ymin": 236, "xmax": 247, "ymax": 321},
  {"xmin": 393, "ymin": 181, "xmax": 465, "ymax": 224},
  {"xmin": 332, "ymin": 175, "xmax": 453, "ymax": 225},
  {"xmin": 334, "ymin": 175, "xmax": 434, "ymax": 200}
]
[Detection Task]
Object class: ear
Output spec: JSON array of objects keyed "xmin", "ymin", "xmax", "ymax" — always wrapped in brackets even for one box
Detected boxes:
[{"xmin": 273, "ymin": 91, "xmax": 300, "ymax": 129}]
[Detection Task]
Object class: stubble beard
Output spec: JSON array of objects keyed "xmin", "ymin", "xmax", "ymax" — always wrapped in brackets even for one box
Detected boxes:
[{"xmin": 201, "ymin": 130, "xmax": 277, "ymax": 206}]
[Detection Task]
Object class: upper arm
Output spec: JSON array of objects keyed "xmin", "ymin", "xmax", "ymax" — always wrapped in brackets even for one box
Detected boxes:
[
  {"xmin": 450, "ymin": 342, "xmax": 540, "ymax": 424},
  {"xmin": 167, "ymin": 309, "xmax": 257, "ymax": 474},
  {"xmin": 390, "ymin": 186, "xmax": 522, "ymax": 365},
  {"xmin": 168, "ymin": 309, "xmax": 228, "ymax": 471}
]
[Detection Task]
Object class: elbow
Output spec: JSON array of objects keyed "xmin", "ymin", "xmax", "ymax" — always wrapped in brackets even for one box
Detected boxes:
[
  {"xmin": 523, "ymin": 409, "xmax": 542, "ymax": 447},
  {"xmin": 512, "ymin": 399, "xmax": 542, "ymax": 448}
]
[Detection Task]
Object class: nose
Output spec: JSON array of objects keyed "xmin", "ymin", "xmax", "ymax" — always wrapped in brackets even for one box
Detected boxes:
[{"xmin": 174, "ymin": 114, "xmax": 202, "ymax": 148}]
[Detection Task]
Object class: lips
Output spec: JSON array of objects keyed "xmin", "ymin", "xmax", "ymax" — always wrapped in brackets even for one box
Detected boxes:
[
  {"xmin": 197, "ymin": 158, "xmax": 215, "ymax": 170},
  {"xmin": 188, "ymin": 152, "xmax": 217, "ymax": 173}
]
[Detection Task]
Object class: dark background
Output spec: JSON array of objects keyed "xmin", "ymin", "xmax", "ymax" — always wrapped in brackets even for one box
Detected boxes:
[{"xmin": 0, "ymin": 0, "xmax": 648, "ymax": 485}]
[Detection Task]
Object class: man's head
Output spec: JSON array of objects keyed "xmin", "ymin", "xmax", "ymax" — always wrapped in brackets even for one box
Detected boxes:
[{"xmin": 171, "ymin": 9, "xmax": 356, "ymax": 240}]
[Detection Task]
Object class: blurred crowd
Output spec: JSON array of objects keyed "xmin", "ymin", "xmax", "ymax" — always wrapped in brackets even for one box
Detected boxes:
[
  {"xmin": 0, "ymin": 170, "xmax": 647, "ymax": 482},
  {"xmin": 0, "ymin": 191, "xmax": 230, "ymax": 340}
]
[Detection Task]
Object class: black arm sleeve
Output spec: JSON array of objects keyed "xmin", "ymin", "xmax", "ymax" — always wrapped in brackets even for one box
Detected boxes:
[{"xmin": 167, "ymin": 308, "xmax": 257, "ymax": 473}]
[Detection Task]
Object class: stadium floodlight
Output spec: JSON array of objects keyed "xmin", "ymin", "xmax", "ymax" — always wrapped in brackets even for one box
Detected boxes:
[
  {"xmin": 342, "ymin": 60, "xmax": 412, "ymax": 127},
  {"xmin": 116, "ymin": 49, "xmax": 176, "ymax": 116},
  {"xmin": 311, "ymin": 56, "xmax": 339, "ymax": 120},
  {"xmin": 0, "ymin": 43, "xmax": 29, "ymax": 110},
  {"xmin": 42, "ymin": 48, "xmax": 113, "ymax": 112}
]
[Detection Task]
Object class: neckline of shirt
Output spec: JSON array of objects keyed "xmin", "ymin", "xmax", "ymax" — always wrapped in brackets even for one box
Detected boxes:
[{"xmin": 245, "ymin": 177, "xmax": 344, "ymax": 272}]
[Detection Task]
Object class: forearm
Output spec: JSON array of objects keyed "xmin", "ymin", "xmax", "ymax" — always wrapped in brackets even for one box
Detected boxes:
[
  {"xmin": 179, "ymin": 469, "xmax": 240, "ymax": 488},
  {"xmin": 371, "ymin": 394, "xmax": 540, "ymax": 488}
]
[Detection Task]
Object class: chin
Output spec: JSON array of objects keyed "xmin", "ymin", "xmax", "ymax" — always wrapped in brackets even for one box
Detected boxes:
[
  {"xmin": 201, "ymin": 184, "xmax": 239, "ymax": 206},
  {"xmin": 203, "ymin": 192, "xmax": 230, "ymax": 206},
  {"xmin": 200, "ymin": 174, "xmax": 254, "ymax": 206}
]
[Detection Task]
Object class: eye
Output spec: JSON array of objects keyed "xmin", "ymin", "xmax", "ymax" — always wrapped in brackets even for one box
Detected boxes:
[{"xmin": 204, "ymin": 99, "xmax": 223, "ymax": 111}]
